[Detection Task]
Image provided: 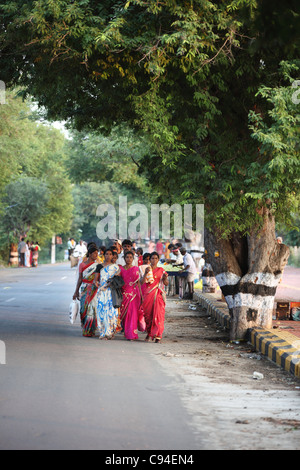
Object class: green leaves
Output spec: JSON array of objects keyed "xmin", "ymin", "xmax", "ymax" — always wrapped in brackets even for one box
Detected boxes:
[
  {"xmin": 0, "ymin": 90, "xmax": 73, "ymax": 251},
  {"xmin": 248, "ymin": 61, "xmax": 300, "ymax": 223},
  {"xmin": 1, "ymin": 176, "xmax": 49, "ymax": 240},
  {"xmin": 66, "ymin": 126, "xmax": 150, "ymax": 192}
]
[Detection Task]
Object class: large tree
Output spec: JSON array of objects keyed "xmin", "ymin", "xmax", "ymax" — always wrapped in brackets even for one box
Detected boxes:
[{"xmin": 1, "ymin": 0, "xmax": 299, "ymax": 338}]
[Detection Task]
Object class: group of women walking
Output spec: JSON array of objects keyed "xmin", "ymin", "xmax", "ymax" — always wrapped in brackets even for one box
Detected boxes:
[{"xmin": 73, "ymin": 243, "xmax": 169, "ymax": 343}]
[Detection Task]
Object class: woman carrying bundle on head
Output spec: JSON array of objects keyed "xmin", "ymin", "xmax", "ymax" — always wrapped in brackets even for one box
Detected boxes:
[
  {"xmin": 141, "ymin": 251, "xmax": 169, "ymax": 343},
  {"xmin": 73, "ymin": 243, "xmax": 100, "ymax": 337}
]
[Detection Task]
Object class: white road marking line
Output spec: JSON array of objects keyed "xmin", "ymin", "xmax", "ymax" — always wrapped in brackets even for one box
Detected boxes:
[
  {"xmin": 3, "ymin": 287, "xmax": 12, "ymax": 290},
  {"xmin": 6, "ymin": 298, "xmax": 16, "ymax": 303},
  {"xmin": 61, "ymin": 276, "xmax": 67, "ymax": 280},
  {"xmin": 46, "ymin": 282, "xmax": 53, "ymax": 286}
]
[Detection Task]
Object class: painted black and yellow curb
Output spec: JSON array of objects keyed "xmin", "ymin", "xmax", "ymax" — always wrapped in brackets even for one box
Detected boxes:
[
  {"xmin": 250, "ymin": 328, "xmax": 300, "ymax": 379},
  {"xmin": 194, "ymin": 290, "xmax": 300, "ymax": 379},
  {"xmin": 194, "ymin": 290, "xmax": 231, "ymax": 329}
]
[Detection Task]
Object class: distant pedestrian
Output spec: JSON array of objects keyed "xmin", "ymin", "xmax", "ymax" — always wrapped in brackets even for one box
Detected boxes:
[
  {"xmin": 32, "ymin": 242, "xmax": 41, "ymax": 267},
  {"xmin": 118, "ymin": 240, "xmax": 138, "ymax": 266},
  {"xmin": 139, "ymin": 252, "xmax": 151, "ymax": 282},
  {"xmin": 180, "ymin": 248, "xmax": 198, "ymax": 299},
  {"xmin": 68, "ymin": 238, "xmax": 76, "ymax": 260},
  {"xmin": 114, "ymin": 239, "xmax": 122, "ymax": 255},
  {"xmin": 136, "ymin": 247, "xmax": 144, "ymax": 266},
  {"xmin": 112, "ymin": 250, "xmax": 119, "ymax": 265},
  {"xmin": 18, "ymin": 238, "xmax": 27, "ymax": 267},
  {"xmin": 156, "ymin": 239, "xmax": 164, "ymax": 256},
  {"xmin": 25, "ymin": 241, "xmax": 31, "ymax": 268},
  {"xmin": 199, "ymin": 255, "xmax": 205, "ymax": 273},
  {"xmin": 74, "ymin": 240, "xmax": 87, "ymax": 258},
  {"xmin": 201, "ymin": 257, "xmax": 218, "ymax": 293},
  {"xmin": 99, "ymin": 246, "xmax": 106, "ymax": 263}
]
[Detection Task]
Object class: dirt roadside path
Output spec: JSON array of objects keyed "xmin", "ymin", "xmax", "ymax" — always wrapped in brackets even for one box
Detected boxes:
[{"xmin": 150, "ymin": 297, "xmax": 300, "ymax": 450}]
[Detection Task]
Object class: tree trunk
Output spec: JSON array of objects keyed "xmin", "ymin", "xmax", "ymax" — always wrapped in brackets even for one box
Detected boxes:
[
  {"xmin": 51, "ymin": 235, "xmax": 56, "ymax": 265},
  {"xmin": 9, "ymin": 243, "xmax": 19, "ymax": 266},
  {"xmin": 205, "ymin": 208, "xmax": 290, "ymax": 340}
]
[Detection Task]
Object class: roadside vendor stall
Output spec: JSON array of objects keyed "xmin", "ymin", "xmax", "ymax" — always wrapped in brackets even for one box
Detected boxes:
[{"xmin": 159, "ymin": 263, "xmax": 189, "ymax": 298}]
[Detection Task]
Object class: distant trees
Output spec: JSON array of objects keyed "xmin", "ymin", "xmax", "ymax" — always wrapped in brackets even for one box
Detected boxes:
[
  {"xmin": 0, "ymin": 91, "xmax": 73, "ymax": 259},
  {"xmin": 67, "ymin": 127, "xmax": 152, "ymax": 243}
]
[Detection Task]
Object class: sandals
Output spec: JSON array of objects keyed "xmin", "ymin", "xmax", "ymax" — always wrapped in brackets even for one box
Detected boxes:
[{"xmin": 145, "ymin": 335, "xmax": 161, "ymax": 343}]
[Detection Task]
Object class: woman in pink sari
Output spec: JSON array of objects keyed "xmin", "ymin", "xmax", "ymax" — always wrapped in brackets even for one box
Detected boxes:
[
  {"xmin": 141, "ymin": 251, "xmax": 169, "ymax": 343},
  {"xmin": 119, "ymin": 251, "xmax": 142, "ymax": 341}
]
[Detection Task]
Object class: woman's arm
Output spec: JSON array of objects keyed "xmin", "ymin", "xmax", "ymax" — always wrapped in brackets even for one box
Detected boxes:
[
  {"xmin": 94, "ymin": 272, "xmax": 100, "ymax": 288},
  {"xmin": 73, "ymin": 273, "xmax": 83, "ymax": 300},
  {"xmin": 138, "ymin": 280, "xmax": 144, "ymax": 305},
  {"xmin": 162, "ymin": 271, "xmax": 169, "ymax": 286},
  {"xmin": 140, "ymin": 266, "xmax": 150, "ymax": 285}
]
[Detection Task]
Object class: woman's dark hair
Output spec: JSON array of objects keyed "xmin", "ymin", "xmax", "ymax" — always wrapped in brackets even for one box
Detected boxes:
[
  {"xmin": 137, "ymin": 247, "xmax": 143, "ymax": 255},
  {"xmin": 87, "ymin": 243, "xmax": 98, "ymax": 255},
  {"xmin": 150, "ymin": 251, "xmax": 159, "ymax": 259},
  {"xmin": 112, "ymin": 251, "xmax": 118, "ymax": 257},
  {"xmin": 87, "ymin": 241, "xmax": 97, "ymax": 248},
  {"xmin": 124, "ymin": 250, "xmax": 134, "ymax": 258},
  {"xmin": 104, "ymin": 248, "xmax": 113, "ymax": 255},
  {"xmin": 143, "ymin": 252, "xmax": 150, "ymax": 260}
]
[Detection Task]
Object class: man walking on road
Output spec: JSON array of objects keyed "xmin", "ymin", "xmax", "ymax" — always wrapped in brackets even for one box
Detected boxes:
[
  {"xmin": 180, "ymin": 247, "xmax": 198, "ymax": 299},
  {"xmin": 18, "ymin": 238, "xmax": 27, "ymax": 267}
]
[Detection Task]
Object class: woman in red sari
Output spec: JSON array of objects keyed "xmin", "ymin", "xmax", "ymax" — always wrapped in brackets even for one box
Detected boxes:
[
  {"xmin": 141, "ymin": 251, "xmax": 169, "ymax": 343},
  {"xmin": 119, "ymin": 251, "xmax": 141, "ymax": 341},
  {"xmin": 73, "ymin": 243, "xmax": 100, "ymax": 337}
]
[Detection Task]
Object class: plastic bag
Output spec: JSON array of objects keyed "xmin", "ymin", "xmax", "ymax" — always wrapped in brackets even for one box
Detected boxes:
[
  {"xmin": 138, "ymin": 305, "xmax": 147, "ymax": 332},
  {"xmin": 145, "ymin": 267, "xmax": 154, "ymax": 283},
  {"xmin": 194, "ymin": 279, "xmax": 203, "ymax": 290},
  {"xmin": 69, "ymin": 299, "xmax": 80, "ymax": 324}
]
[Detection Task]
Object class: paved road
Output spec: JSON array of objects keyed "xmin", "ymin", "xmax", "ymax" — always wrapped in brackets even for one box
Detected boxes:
[
  {"xmin": 276, "ymin": 266, "xmax": 300, "ymax": 302},
  {"xmin": 0, "ymin": 264, "xmax": 199, "ymax": 450}
]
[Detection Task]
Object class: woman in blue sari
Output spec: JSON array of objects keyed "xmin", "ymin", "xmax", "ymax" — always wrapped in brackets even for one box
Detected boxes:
[{"xmin": 93, "ymin": 248, "xmax": 120, "ymax": 340}]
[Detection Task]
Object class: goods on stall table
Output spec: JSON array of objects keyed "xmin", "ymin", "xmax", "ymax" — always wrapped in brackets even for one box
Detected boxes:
[{"xmin": 160, "ymin": 263, "xmax": 182, "ymax": 272}]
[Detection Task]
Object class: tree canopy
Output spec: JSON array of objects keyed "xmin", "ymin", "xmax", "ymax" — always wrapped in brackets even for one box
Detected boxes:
[
  {"xmin": 67, "ymin": 126, "xmax": 150, "ymax": 195},
  {"xmin": 1, "ymin": 0, "xmax": 299, "ymax": 236}
]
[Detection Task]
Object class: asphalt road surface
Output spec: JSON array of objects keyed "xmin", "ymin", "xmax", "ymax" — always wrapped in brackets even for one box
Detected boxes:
[
  {"xmin": 0, "ymin": 263, "xmax": 200, "ymax": 450},
  {"xmin": 276, "ymin": 265, "xmax": 300, "ymax": 302}
]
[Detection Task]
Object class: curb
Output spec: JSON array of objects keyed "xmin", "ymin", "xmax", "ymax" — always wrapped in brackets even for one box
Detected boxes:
[{"xmin": 194, "ymin": 290, "xmax": 300, "ymax": 379}]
